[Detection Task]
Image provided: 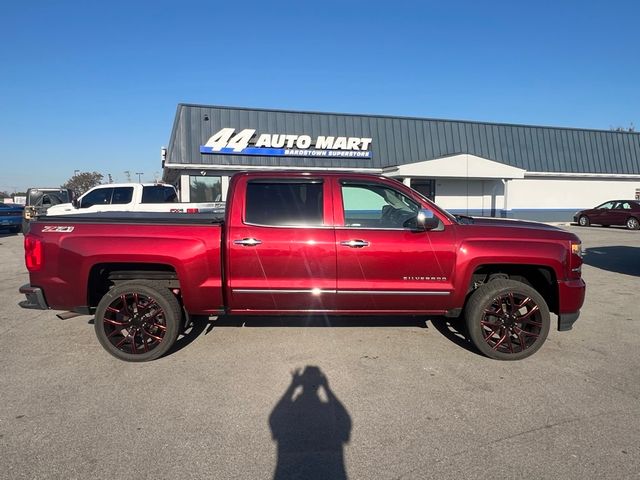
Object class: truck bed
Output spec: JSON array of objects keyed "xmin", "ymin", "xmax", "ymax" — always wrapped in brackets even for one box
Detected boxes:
[{"xmin": 27, "ymin": 212, "xmax": 225, "ymax": 314}]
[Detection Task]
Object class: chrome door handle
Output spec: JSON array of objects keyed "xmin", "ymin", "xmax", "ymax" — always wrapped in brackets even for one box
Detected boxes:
[
  {"xmin": 233, "ymin": 238, "xmax": 262, "ymax": 247},
  {"xmin": 340, "ymin": 239, "xmax": 370, "ymax": 248}
]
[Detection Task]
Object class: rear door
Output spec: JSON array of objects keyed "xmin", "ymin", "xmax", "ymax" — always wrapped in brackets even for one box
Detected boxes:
[
  {"xmin": 226, "ymin": 178, "xmax": 337, "ymax": 312},
  {"xmin": 608, "ymin": 201, "xmax": 632, "ymax": 226},
  {"xmin": 590, "ymin": 201, "xmax": 614, "ymax": 225}
]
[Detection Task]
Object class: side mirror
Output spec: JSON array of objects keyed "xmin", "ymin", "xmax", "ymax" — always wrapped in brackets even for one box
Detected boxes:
[{"xmin": 404, "ymin": 208, "xmax": 440, "ymax": 231}]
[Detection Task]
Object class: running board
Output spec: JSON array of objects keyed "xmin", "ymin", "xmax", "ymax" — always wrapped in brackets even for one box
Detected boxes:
[{"xmin": 56, "ymin": 311, "xmax": 82, "ymax": 320}]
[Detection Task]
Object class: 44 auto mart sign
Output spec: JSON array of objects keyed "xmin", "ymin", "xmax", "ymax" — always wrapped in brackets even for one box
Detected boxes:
[{"xmin": 200, "ymin": 128, "xmax": 373, "ymax": 158}]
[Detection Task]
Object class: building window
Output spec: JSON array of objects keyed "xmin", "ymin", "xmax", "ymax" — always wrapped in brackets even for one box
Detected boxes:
[
  {"xmin": 411, "ymin": 179, "xmax": 436, "ymax": 201},
  {"xmin": 189, "ymin": 176, "xmax": 222, "ymax": 202}
]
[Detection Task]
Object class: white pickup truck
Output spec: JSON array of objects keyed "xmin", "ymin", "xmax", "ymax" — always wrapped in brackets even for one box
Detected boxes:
[{"xmin": 46, "ymin": 183, "xmax": 224, "ymax": 216}]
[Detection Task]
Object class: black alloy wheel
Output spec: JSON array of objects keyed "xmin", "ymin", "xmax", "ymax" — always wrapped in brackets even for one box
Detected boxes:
[
  {"xmin": 94, "ymin": 280, "xmax": 181, "ymax": 362},
  {"xmin": 465, "ymin": 279, "xmax": 551, "ymax": 360}
]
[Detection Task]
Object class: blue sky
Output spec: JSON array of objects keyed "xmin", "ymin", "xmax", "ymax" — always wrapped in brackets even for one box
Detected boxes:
[{"xmin": 1, "ymin": 0, "xmax": 638, "ymax": 192}]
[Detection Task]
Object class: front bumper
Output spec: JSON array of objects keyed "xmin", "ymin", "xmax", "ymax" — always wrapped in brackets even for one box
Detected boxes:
[
  {"xmin": 556, "ymin": 278, "xmax": 586, "ymax": 331},
  {"xmin": 19, "ymin": 284, "xmax": 49, "ymax": 310},
  {"xmin": 0, "ymin": 216, "xmax": 22, "ymax": 227},
  {"xmin": 558, "ymin": 311, "xmax": 580, "ymax": 331}
]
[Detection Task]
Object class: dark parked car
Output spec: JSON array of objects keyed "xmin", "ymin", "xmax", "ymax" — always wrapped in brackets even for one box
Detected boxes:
[
  {"xmin": 574, "ymin": 200, "xmax": 640, "ymax": 230},
  {"xmin": 0, "ymin": 203, "xmax": 25, "ymax": 233}
]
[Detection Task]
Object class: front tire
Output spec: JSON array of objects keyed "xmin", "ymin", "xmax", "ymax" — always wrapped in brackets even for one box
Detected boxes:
[
  {"xmin": 578, "ymin": 215, "xmax": 590, "ymax": 227},
  {"xmin": 94, "ymin": 280, "xmax": 181, "ymax": 362},
  {"xmin": 626, "ymin": 217, "xmax": 640, "ymax": 230},
  {"xmin": 465, "ymin": 279, "xmax": 551, "ymax": 360}
]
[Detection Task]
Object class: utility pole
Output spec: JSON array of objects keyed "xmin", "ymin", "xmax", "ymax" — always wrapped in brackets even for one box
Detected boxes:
[
  {"xmin": 135, "ymin": 172, "xmax": 144, "ymax": 182},
  {"xmin": 124, "ymin": 171, "xmax": 131, "ymax": 182}
]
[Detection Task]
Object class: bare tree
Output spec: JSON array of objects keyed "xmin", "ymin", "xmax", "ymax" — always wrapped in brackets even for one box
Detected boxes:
[{"xmin": 62, "ymin": 171, "xmax": 104, "ymax": 195}]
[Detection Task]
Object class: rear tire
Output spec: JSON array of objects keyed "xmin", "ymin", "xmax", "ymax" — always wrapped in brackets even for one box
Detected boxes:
[
  {"xmin": 9, "ymin": 225, "xmax": 21, "ymax": 234},
  {"xmin": 626, "ymin": 217, "xmax": 640, "ymax": 230},
  {"xmin": 578, "ymin": 215, "xmax": 590, "ymax": 227},
  {"xmin": 465, "ymin": 279, "xmax": 550, "ymax": 360},
  {"xmin": 94, "ymin": 280, "xmax": 181, "ymax": 362}
]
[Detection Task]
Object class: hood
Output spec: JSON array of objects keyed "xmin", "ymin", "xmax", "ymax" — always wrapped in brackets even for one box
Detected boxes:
[
  {"xmin": 467, "ymin": 216, "xmax": 565, "ymax": 231},
  {"xmin": 45, "ymin": 203, "xmax": 77, "ymax": 215}
]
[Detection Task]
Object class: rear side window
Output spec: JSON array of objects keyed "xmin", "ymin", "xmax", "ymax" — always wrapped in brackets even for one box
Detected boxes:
[
  {"xmin": 245, "ymin": 181, "xmax": 323, "ymax": 226},
  {"xmin": 142, "ymin": 186, "xmax": 178, "ymax": 203},
  {"xmin": 111, "ymin": 187, "xmax": 134, "ymax": 204}
]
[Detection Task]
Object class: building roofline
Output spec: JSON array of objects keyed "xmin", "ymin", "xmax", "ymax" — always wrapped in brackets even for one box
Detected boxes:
[{"xmin": 176, "ymin": 102, "xmax": 639, "ymax": 136}]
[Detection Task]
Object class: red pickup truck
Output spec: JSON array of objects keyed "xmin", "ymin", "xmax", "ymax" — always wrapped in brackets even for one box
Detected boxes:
[{"xmin": 19, "ymin": 172, "xmax": 585, "ymax": 362}]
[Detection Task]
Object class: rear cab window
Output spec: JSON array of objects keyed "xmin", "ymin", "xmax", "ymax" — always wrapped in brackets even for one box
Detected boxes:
[{"xmin": 244, "ymin": 180, "xmax": 325, "ymax": 226}]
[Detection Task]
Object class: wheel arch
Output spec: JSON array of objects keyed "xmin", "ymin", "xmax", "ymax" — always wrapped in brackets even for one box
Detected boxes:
[
  {"xmin": 87, "ymin": 262, "xmax": 179, "ymax": 310},
  {"xmin": 466, "ymin": 263, "xmax": 559, "ymax": 314}
]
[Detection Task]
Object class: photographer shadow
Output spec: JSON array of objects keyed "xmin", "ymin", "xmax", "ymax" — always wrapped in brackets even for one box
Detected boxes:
[{"xmin": 269, "ymin": 366, "xmax": 351, "ymax": 480}]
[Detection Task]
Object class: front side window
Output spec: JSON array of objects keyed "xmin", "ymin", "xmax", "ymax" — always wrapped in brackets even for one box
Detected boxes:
[
  {"xmin": 245, "ymin": 181, "xmax": 323, "ymax": 226},
  {"xmin": 597, "ymin": 202, "xmax": 614, "ymax": 209},
  {"xmin": 341, "ymin": 182, "xmax": 420, "ymax": 228},
  {"xmin": 80, "ymin": 188, "xmax": 113, "ymax": 208},
  {"xmin": 111, "ymin": 187, "xmax": 134, "ymax": 204}
]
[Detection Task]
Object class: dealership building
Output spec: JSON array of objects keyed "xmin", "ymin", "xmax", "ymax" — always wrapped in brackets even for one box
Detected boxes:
[{"xmin": 162, "ymin": 104, "xmax": 640, "ymax": 221}]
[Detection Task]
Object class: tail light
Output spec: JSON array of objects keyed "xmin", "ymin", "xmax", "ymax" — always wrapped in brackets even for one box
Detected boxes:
[
  {"xmin": 186, "ymin": 208, "xmax": 199, "ymax": 213},
  {"xmin": 569, "ymin": 241, "xmax": 583, "ymax": 277},
  {"xmin": 24, "ymin": 236, "xmax": 42, "ymax": 271}
]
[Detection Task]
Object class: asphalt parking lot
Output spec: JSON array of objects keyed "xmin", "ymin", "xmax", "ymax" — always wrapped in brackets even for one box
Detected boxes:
[{"xmin": 0, "ymin": 225, "xmax": 638, "ymax": 480}]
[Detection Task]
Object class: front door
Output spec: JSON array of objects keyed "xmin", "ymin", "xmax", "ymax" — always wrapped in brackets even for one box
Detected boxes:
[
  {"xmin": 333, "ymin": 179, "xmax": 455, "ymax": 312},
  {"xmin": 227, "ymin": 178, "xmax": 337, "ymax": 312}
]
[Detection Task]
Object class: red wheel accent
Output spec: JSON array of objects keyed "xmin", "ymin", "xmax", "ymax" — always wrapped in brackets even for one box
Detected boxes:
[
  {"xmin": 480, "ymin": 292, "xmax": 543, "ymax": 354},
  {"xmin": 101, "ymin": 293, "xmax": 167, "ymax": 355}
]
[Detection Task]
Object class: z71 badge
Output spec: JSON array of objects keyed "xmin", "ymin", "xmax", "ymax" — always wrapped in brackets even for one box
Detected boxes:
[{"xmin": 42, "ymin": 226, "xmax": 75, "ymax": 233}]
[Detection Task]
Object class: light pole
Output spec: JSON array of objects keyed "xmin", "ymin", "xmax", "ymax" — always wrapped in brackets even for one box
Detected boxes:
[{"xmin": 135, "ymin": 172, "xmax": 144, "ymax": 182}]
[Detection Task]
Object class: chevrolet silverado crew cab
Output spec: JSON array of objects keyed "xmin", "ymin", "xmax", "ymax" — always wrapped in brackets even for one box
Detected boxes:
[
  {"xmin": 19, "ymin": 172, "xmax": 585, "ymax": 362},
  {"xmin": 45, "ymin": 182, "xmax": 224, "ymax": 215}
]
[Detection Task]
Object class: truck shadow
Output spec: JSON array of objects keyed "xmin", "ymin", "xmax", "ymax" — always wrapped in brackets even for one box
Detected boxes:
[
  {"xmin": 89, "ymin": 314, "xmax": 482, "ymax": 358},
  {"xmin": 583, "ymin": 246, "xmax": 640, "ymax": 277},
  {"xmin": 202, "ymin": 314, "xmax": 482, "ymax": 357}
]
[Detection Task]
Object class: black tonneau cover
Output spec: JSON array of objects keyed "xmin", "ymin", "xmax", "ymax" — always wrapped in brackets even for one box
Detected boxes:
[{"xmin": 37, "ymin": 211, "xmax": 225, "ymax": 225}]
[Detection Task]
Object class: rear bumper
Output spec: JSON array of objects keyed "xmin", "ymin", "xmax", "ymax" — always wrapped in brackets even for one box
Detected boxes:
[{"xmin": 18, "ymin": 284, "xmax": 49, "ymax": 310}]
